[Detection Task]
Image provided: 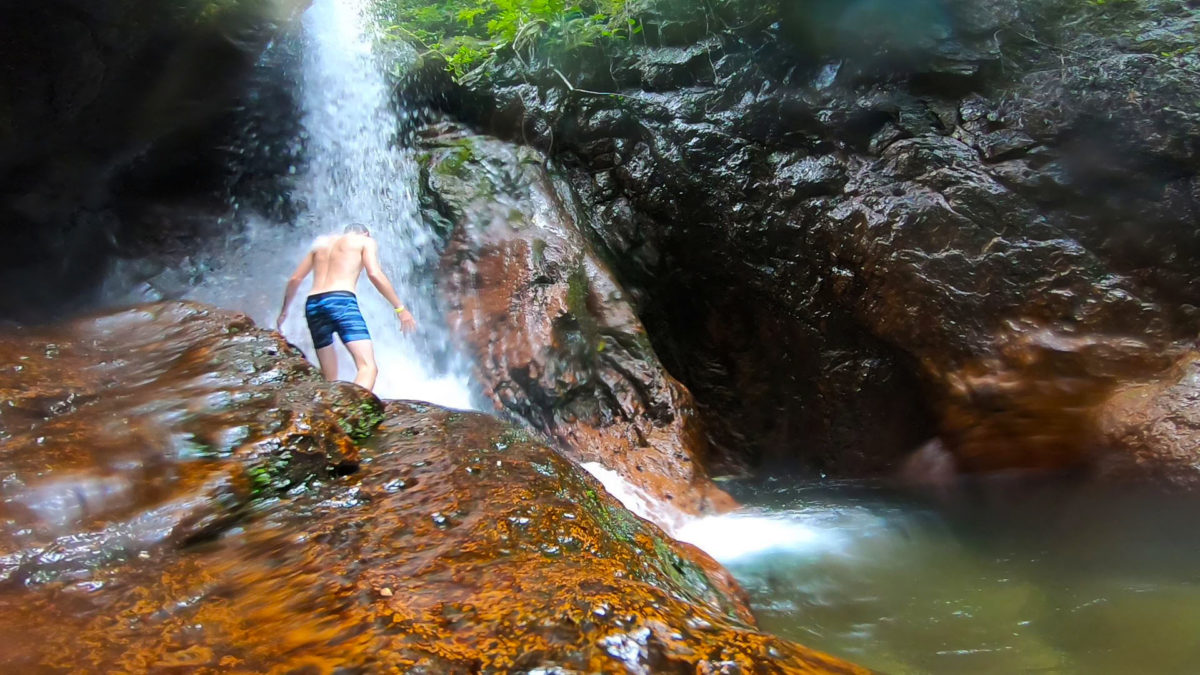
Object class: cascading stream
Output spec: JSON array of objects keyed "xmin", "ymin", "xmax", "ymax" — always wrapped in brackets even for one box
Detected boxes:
[{"xmin": 110, "ymin": 0, "xmax": 475, "ymax": 409}]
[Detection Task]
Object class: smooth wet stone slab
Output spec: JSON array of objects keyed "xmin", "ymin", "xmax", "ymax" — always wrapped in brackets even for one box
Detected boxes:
[
  {"xmin": 0, "ymin": 302, "xmax": 380, "ymax": 586},
  {"xmin": 0, "ymin": 301, "xmax": 864, "ymax": 673}
]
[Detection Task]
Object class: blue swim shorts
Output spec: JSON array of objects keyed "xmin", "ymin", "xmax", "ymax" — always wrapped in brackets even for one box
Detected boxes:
[{"xmin": 305, "ymin": 291, "xmax": 371, "ymax": 348}]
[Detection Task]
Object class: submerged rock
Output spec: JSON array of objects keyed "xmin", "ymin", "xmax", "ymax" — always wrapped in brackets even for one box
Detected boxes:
[
  {"xmin": 0, "ymin": 301, "xmax": 861, "ymax": 672},
  {"xmin": 418, "ymin": 123, "xmax": 733, "ymax": 518}
]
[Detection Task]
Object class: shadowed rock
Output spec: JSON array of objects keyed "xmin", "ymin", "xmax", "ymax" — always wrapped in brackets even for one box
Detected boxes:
[
  {"xmin": 0, "ymin": 0, "xmax": 309, "ymax": 319},
  {"xmin": 427, "ymin": 0, "xmax": 1200, "ymax": 484}
]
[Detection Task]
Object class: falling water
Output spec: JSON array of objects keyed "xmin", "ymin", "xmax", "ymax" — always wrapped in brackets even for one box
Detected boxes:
[{"xmin": 108, "ymin": 0, "xmax": 475, "ymax": 408}]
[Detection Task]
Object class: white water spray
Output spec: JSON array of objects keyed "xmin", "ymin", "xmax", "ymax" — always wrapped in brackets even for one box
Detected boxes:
[
  {"xmin": 581, "ymin": 462, "xmax": 691, "ymax": 534},
  {"xmin": 582, "ymin": 460, "xmax": 857, "ymax": 560},
  {"xmin": 280, "ymin": 0, "xmax": 473, "ymax": 406},
  {"xmin": 110, "ymin": 0, "xmax": 475, "ymax": 408}
]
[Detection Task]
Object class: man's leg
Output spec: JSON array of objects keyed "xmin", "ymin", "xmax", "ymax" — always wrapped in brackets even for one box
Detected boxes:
[
  {"xmin": 344, "ymin": 339, "xmax": 378, "ymax": 390},
  {"xmin": 315, "ymin": 344, "xmax": 338, "ymax": 381}
]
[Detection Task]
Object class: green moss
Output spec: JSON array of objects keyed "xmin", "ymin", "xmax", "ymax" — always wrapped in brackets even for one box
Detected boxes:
[
  {"xmin": 531, "ymin": 238, "xmax": 548, "ymax": 264},
  {"xmin": 565, "ymin": 266, "xmax": 590, "ymax": 319},
  {"xmin": 434, "ymin": 142, "xmax": 477, "ymax": 177},
  {"xmin": 336, "ymin": 399, "xmax": 387, "ymax": 443},
  {"xmin": 247, "ymin": 465, "xmax": 275, "ymax": 496},
  {"xmin": 506, "ymin": 208, "xmax": 526, "ymax": 226},
  {"xmin": 497, "ymin": 426, "xmax": 534, "ymax": 448},
  {"xmin": 651, "ymin": 536, "xmax": 707, "ymax": 591},
  {"xmin": 563, "ymin": 265, "xmax": 606, "ymax": 353},
  {"xmin": 645, "ymin": 534, "xmax": 745, "ymax": 622}
]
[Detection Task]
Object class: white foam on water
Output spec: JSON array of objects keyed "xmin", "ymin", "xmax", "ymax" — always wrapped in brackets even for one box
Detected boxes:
[
  {"xmin": 674, "ymin": 512, "xmax": 826, "ymax": 563},
  {"xmin": 581, "ymin": 462, "xmax": 690, "ymax": 534},
  {"xmin": 580, "ymin": 460, "xmax": 861, "ymax": 561}
]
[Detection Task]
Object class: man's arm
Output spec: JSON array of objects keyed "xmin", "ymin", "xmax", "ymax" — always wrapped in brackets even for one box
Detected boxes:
[
  {"xmin": 277, "ymin": 250, "xmax": 314, "ymax": 330},
  {"xmin": 363, "ymin": 239, "xmax": 417, "ymax": 333}
]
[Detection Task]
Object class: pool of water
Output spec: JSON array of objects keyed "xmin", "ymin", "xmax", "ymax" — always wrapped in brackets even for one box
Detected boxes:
[{"xmin": 677, "ymin": 477, "xmax": 1200, "ymax": 673}]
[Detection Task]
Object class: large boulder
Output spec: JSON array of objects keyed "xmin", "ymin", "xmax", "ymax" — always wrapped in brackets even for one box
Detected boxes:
[
  {"xmin": 0, "ymin": 302, "xmax": 863, "ymax": 673},
  {"xmin": 1096, "ymin": 352, "xmax": 1200, "ymax": 488},
  {"xmin": 0, "ymin": 301, "xmax": 381, "ymax": 585},
  {"xmin": 431, "ymin": 0, "xmax": 1200, "ymax": 483},
  {"xmin": 418, "ymin": 123, "xmax": 733, "ymax": 519}
]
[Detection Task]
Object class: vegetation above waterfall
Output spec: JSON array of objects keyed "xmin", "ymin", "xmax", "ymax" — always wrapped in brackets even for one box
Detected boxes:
[
  {"xmin": 379, "ymin": 0, "xmax": 769, "ymax": 81},
  {"xmin": 379, "ymin": 0, "xmax": 1197, "ymax": 84}
]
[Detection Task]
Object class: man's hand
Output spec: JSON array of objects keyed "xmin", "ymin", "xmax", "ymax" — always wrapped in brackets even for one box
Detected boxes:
[
  {"xmin": 396, "ymin": 308, "xmax": 417, "ymax": 334},
  {"xmin": 276, "ymin": 312, "xmax": 287, "ymax": 331}
]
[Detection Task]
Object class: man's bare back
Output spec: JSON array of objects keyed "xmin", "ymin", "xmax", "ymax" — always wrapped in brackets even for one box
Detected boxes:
[
  {"xmin": 276, "ymin": 225, "xmax": 416, "ymax": 390},
  {"xmin": 308, "ymin": 233, "xmax": 373, "ymax": 294}
]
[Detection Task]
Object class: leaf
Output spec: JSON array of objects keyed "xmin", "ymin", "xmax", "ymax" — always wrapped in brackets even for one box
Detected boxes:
[{"xmin": 456, "ymin": 7, "xmax": 487, "ymax": 26}]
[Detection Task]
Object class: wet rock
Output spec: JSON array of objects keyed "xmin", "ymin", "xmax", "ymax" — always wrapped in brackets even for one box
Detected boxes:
[
  {"xmin": 0, "ymin": 301, "xmax": 380, "ymax": 586},
  {"xmin": 434, "ymin": 0, "xmax": 1200, "ymax": 482},
  {"xmin": 418, "ymin": 124, "xmax": 732, "ymax": 517},
  {"xmin": 630, "ymin": 38, "xmax": 723, "ymax": 90},
  {"xmin": 773, "ymin": 153, "xmax": 848, "ymax": 202},
  {"xmin": 0, "ymin": 392, "xmax": 865, "ymax": 671},
  {"xmin": 975, "ymin": 129, "xmax": 1038, "ymax": 162},
  {"xmin": 1096, "ymin": 352, "xmax": 1200, "ymax": 488},
  {"xmin": 936, "ymin": 327, "xmax": 1178, "ymax": 473}
]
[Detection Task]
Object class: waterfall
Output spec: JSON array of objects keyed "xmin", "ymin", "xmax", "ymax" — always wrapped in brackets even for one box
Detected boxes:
[{"xmin": 108, "ymin": 0, "xmax": 476, "ymax": 409}]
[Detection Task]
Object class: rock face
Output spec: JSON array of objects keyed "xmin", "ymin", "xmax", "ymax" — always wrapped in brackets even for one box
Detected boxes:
[
  {"xmin": 0, "ymin": 0, "xmax": 306, "ymax": 319},
  {"xmin": 1097, "ymin": 352, "xmax": 1200, "ymax": 487},
  {"xmin": 0, "ymin": 301, "xmax": 380, "ymax": 586},
  {"xmin": 0, "ymin": 301, "xmax": 862, "ymax": 673},
  {"xmin": 419, "ymin": 122, "xmax": 732, "ymax": 517},
  {"xmin": 434, "ymin": 0, "xmax": 1200, "ymax": 482}
]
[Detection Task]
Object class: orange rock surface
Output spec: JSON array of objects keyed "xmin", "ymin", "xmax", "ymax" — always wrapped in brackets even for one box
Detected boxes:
[
  {"xmin": 1095, "ymin": 351, "xmax": 1200, "ymax": 487},
  {"xmin": 931, "ymin": 324, "xmax": 1200, "ymax": 487},
  {"xmin": 424, "ymin": 124, "xmax": 733, "ymax": 517},
  {"xmin": 0, "ymin": 301, "xmax": 864, "ymax": 673}
]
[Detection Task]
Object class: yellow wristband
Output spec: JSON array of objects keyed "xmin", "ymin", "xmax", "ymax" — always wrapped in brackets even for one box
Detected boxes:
[{"xmin": 394, "ymin": 306, "xmax": 407, "ymax": 314}]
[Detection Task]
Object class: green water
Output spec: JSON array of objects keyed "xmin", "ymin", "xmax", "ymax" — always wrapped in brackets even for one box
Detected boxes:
[{"xmin": 684, "ymin": 478, "xmax": 1200, "ymax": 673}]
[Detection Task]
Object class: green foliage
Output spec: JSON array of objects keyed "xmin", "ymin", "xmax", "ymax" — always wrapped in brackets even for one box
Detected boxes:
[
  {"xmin": 247, "ymin": 464, "xmax": 276, "ymax": 496},
  {"xmin": 381, "ymin": 0, "xmax": 646, "ymax": 81}
]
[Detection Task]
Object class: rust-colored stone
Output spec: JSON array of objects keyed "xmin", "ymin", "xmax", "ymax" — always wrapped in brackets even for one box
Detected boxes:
[
  {"xmin": 0, "ymin": 302, "xmax": 863, "ymax": 673},
  {"xmin": 422, "ymin": 124, "xmax": 732, "ymax": 517},
  {"xmin": 0, "ymin": 301, "xmax": 381, "ymax": 586},
  {"xmin": 1095, "ymin": 351, "xmax": 1200, "ymax": 488},
  {"xmin": 910, "ymin": 320, "xmax": 1200, "ymax": 489},
  {"xmin": 0, "ymin": 402, "xmax": 864, "ymax": 673}
]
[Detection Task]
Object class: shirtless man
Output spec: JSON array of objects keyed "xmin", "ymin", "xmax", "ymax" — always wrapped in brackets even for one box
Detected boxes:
[{"xmin": 276, "ymin": 224, "xmax": 417, "ymax": 391}]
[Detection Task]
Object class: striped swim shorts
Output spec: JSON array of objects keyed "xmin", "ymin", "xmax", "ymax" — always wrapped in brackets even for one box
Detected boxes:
[{"xmin": 305, "ymin": 290, "xmax": 371, "ymax": 348}]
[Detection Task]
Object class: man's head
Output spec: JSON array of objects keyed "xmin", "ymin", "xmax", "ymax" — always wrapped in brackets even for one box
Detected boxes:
[{"xmin": 345, "ymin": 223, "xmax": 370, "ymax": 236}]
